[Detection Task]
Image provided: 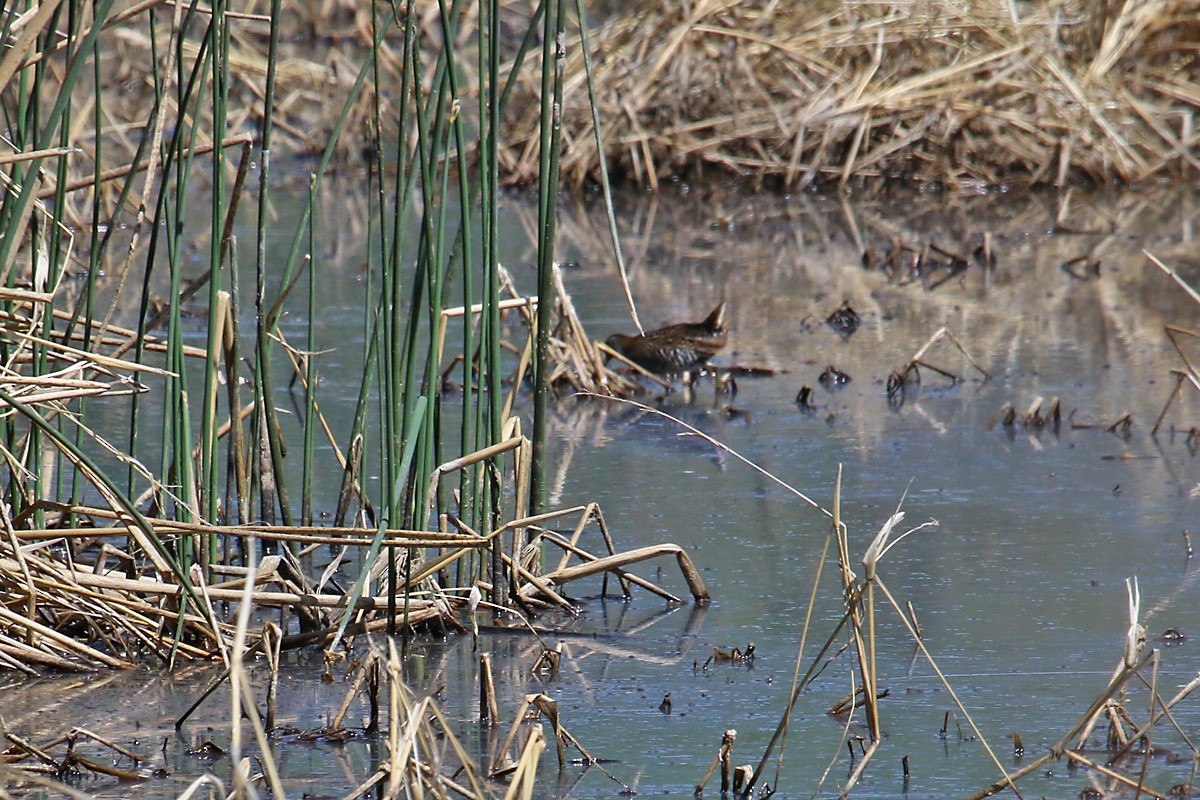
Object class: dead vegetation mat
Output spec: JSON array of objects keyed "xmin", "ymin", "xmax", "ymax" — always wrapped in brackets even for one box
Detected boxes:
[{"xmin": 502, "ymin": 0, "xmax": 1200, "ymax": 190}]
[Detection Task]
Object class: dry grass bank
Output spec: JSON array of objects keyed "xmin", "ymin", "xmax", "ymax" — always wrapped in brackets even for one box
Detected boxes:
[
  {"xmin": 6, "ymin": 1, "xmax": 1195, "ymax": 195},
  {"xmin": 502, "ymin": 0, "xmax": 1200, "ymax": 190}
]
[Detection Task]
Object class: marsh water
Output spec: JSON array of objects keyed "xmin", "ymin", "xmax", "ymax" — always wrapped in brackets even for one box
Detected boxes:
[{"xmin": 6, "ymin": 184, "xmax": 1200, "ymax": 799}]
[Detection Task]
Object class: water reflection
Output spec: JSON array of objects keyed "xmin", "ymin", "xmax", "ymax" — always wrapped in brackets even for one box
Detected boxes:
[{"xmin": 9, "ymin": 183, "xmax": 1200, "ymax": 798}]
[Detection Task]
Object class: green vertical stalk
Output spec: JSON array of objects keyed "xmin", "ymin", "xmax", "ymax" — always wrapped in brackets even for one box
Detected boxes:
[
  {"xmin": 301, "ymin": 177, "xmax": 317, "ymax": 528},
  {"xmin": 480, "ymin": 0, "xmax": 505, "ymax": 608},
  {"xmin": 160, "ymin": 18, "xmax": 213, "ymax": 543},
  {"xmin": 70, "ymin": 23, "xmax": 106, "ymax": 530},
  {"xmin": 44, "ymin": 0, "xmax": 84, "ymax": 522},
  {"xmin": 391, "ymin": 26, "xmax": 435, "ymax": 635},
  {"xmin": 224, "ymin": 239, "xmax": 246, "ymax": 528},
  {"xmin": 378, "ymin": 1, "xmax": 408, "ymax": 633},
  {"xmin": 378, "ymin": 0, "xmax": 403, "ymax": 633},
  {"xmin": 253, "ymin": 0, "xmax": 289, "ymax": 527},
  {"xmin": 200, "ymin": 0, "xmax": 231, "ymax": 529},
  {"xmin": 430, "ymin": 0, "xmax": 479, "ymax": 573},
  {"xmin": 20, "ymin": 0, "xmax": 67, "ymax": 526},
  {"xmin": 253, "ymin": 0, "xmax": 388, "ymax": 530},
  {"xmin": 530, "ymin": 0, "xmax": 566, "ymax": 517}
]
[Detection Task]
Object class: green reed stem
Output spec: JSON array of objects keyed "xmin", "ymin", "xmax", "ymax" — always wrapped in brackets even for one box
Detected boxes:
[
  {"xmin": 481, "ymin": 0, "xmax": 505, "ymax": 607},
  {"xmin": 200, "ymin": 0, "xmax": 231, "ymax": 533},
  {"xmin": 530, "ymin": 0, "xmax": 565, "ymax": 517},
  {"xmin": 252, "ymin": 0, "xmax": 286, "ymax": 528},
  {"xmin": 302, "ymin": 177, "xmax": 317, "ymax": 528}
]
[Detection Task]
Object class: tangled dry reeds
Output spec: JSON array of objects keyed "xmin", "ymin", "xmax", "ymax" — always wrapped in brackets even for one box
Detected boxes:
[
  {"xmin": 502, "ymin": 0, "xmax": 1200, "ymax": 190},
  {"xmin": 13, "ymin": 0, "xmax": 1196, "ymax": 195}
]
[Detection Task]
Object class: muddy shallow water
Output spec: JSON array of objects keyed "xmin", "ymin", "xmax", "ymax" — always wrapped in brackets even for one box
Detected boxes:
[{"xmin": 7, "ymin": 184, "xmax": 1200, "ymax": 798}]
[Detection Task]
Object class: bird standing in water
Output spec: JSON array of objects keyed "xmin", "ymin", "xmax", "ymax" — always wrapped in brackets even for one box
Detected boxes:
[{"xmin": 605, "ymin": 302, "xmax": 728, "ymax": 376}]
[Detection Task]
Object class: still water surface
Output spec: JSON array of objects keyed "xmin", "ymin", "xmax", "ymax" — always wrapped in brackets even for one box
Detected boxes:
[{"xmin": 6, "ymin": 184, "xmax": 1200, "ymax": 798}]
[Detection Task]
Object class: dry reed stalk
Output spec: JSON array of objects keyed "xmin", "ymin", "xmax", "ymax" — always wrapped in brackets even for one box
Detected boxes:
[
  {"xmin": 695, "ymin": 728, "xmax": 737, "ymax": 794},
  {"xmin": 461, "ymin": 502, "xmax": 702, "ymax": 604},
  {"xmin": 1063, "ymin": 750, "xmax": 1171, "ymax": 800},
  {"xmin": 480, "ymin": 651, "xmax": 500, "ymax": 726},
  {"xmin": 43, "ymin": 505, "xmax": 490, "ymax": 546},
  {"xmin": 534, "ymin": 532, "xmax": 672, "ymax": 602},
  {"xmin": 0, "ymin": 527, "xmax": 466, "ymax": 672},
  {"xmin": 529, "ymin": 542, "xmax": 708, "ymax": 603},
  {"xmin": 226, "ymin": 538, "xmax": 286, "ymax": 798},
  {"xmin": 0, "ymin": 553, "xmax": 434, "ymax": 612},
  {"xmin": 1147, "ymin": 254, "xmax": 1200, "ymax": 433},
  {"xmin": 502, "ymin": 0, "xmax": 1200, "ymax": 189},
  {"xmin": 517, "ymin": 266, "xmax": 642, "ymax": 399},
  {"xmin": 830, "ymin": 470, "xmax": 882, "ymax": 797},
  {"xmin": 501, "ymin": 725, "xmax": 545, "ymax": 800},
  {"xmin": 888, "ymin": 326, "xmax": 992, "ymax": 395}
]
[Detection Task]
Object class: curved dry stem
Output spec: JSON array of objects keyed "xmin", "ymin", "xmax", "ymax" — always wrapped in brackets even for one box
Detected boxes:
[
  {"xmin": 576, "ymin": 392, "xmax": 831, "ymax": 517},
  {"xmin": 873, "ymin": 576, "xmax": 1022, "ymax": 798}
]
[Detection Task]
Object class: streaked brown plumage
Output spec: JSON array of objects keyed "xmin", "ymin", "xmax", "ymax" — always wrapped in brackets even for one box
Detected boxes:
[{"xmin": 606, "ymin": 303, "xmax": 728, "ymax": 375}]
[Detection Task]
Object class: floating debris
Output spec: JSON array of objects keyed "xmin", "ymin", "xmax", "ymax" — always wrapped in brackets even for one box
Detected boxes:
[
  {"xmin": 825, "ymin": 302, "xmax": 861, "ymax": 336},
  {"xmin": 720, "ymin": 405, "xmax": 752, "ymax": 423},
  {"xmin": 861, "ymin": 237, "xmax": 978, "ymax": 288},
  {"xmin": 1061, "ymin": 254, "xmax": 1102, "ymax": 280},
  {"xmin": 889, "ymin": 327, "xmax": 990, "ymax": 403},
  {"xmin": 1070, "ymin": 411, "xmax": 1134, "ymax": 438},
  {"xmin": 795, "ymin": 385, "xmax": 817, "ymax": 413},
  {"xmin": 818, "ymin": 365, "xmax": 851, "ymax": 389},
  {"xmin": 988, "ymin": 396, "xmax": 1063, "ymax": 431}
]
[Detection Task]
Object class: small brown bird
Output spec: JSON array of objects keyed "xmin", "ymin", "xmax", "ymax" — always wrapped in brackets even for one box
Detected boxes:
[{"xmin": 606, "ymin": 303, "xmax": 728, "ymax": 375}]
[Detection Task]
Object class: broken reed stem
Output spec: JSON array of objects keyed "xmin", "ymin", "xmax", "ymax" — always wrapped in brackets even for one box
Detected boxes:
[
  {"xmin": 720, "ymin": 729, "xmax": 736, "ymax": 793},
  {"xmin": 502, "ymin": 726, "xmax": 545, "ymax": 800},
  {"xmin": 748, "ymin": 482, "xmax": 855, "ymax": 794},
  {"xmin": 386, "ymin": 641, "xmax": 404, "ymax": 800},
  {"xmin": 829, "ymin": 468, "xmax": 884, "ymax": 799},
  {"xmin": 1062, "ymin": 750, "xmax": 1170, "ymax": 800},
  {"xmin": 1147, "ymin": 251, "xmax": 1200, "ymax": 309},
  {"xmin": 840, "ymin": 739, "xmax": 880, "ymax": 800},
  {"xmin": 264, "ymin": 623, "xmax": 281, "ymax": 731},
  {"xmin": 493, "ymin": 694, "xmax": 536, "ymax": 777},
  {"xmin": 1109, "ymin": 670, "xmax": 1200, "ymax": 764},
  {"xmin": 695, "ymin": 729, "xmax": 736, "ymax": 794},
  {"xmin": 533, "ymin": 541, "xmax": 705, "ymax": 602},
  {"xmin": 1134, "ymin": 650, "xmax": 1161, "ymax": 797},
  {"xmin": 481, "ymin": 652, "xmax": 499, "ymax": 727},
  {"xmin": 228, "ymin": 536, "xmax": 286, "ymax": 798},
  {"xmin": 330, "ymin": 652, "xmax": 378, "ymax": 731}
]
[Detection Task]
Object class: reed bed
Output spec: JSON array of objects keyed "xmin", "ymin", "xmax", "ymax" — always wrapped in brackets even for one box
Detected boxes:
[
  {"xmin": 503, "ymin": 0, "xmax": 1200, "ymax": 190},
  {"xmin": 0, "ymin": 0, "xmax": 718, "ymax": 682}
]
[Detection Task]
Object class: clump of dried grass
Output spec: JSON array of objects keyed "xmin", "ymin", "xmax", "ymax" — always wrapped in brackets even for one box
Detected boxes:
[{"xmin": 502, "ymin": 0, "xmax": 1200, "ymax": 190}]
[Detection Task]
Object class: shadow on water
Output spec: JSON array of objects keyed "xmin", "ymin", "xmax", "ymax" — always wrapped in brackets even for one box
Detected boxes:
[{"xmin": 8, "ymin": 183, "xmax": 1200, "ymax": 798}]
